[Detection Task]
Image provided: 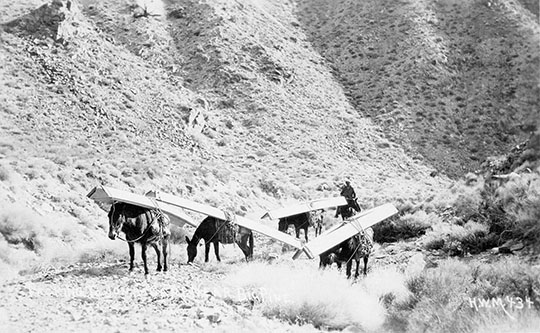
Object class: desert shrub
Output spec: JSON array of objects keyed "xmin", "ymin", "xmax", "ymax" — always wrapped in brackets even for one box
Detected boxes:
[
  {"xmin": 374, "ymin": 211, "xmax": 437, "ymax": 243},
  {"xmin": 471, "ymin": 260, "xmax": 540, "ymax": 310},
  {"xmin": 222, "ymin": 262, "xmax": 386, "ymax": 331},
  {"xmin": 415, "ymin": 171, "xmax": 540, "ymax": 253},
  {"xmin": 0, "ymin": 140, "xmax": 15, "ymax": 153},
  {"xmin": 428, "ymin": 175, "xmax": 484, "ymax": 219},
  {"xmin": 386, "ymin": 259, "xmax": 540, "ymax": 333},
  {"xmin": 0, "ymin": 204, "xmax": 99, "ymax": 257},
  {"xmin": 169, "ymin": 224, "xmax": 187, "ymax": 244},
  {"xmin": 494, "ymin": 171, "xmax": 540, "ymax": 243},
  {"xmin": 512, "ymin": 131, "xmax": 540, "ymax": 169},
  {"xmin": 394, "ymin": 200, "xmax": 416, "ymax": 214},
  {"xmin": 198, "ymin": 261, "xmax": 233, "ymax": 275},
  {"xmin": 0, "ymin": 164, "xmax": 9, "ymax": 181},
  {"xmin": 259, "ymin": 179, "xmax": 283, "ymax": 198},
  {"xmin": 292, "ymin": 149, "xmax": 317, "ymax": 160},
  {"xmin": 0, "ymin": 206, "xmax": 49, "ymax": 252},
  {"xmin": 0, "ymin": 233, "xmax": 37, "ymax": 266},
  {"xmin": 422, "ymin": 221, "xmax": 490, "ymax": 255},
  {"xmin": 75, "ymin": 240, "xmax": 126, "ymax": 264},
  {"xmin": 0, "ymin": 204, "xmax": 125, "ymax": 276},
  {"xmin": 211, "ymin": 167, "xmax": 232, "ymax": 183}
]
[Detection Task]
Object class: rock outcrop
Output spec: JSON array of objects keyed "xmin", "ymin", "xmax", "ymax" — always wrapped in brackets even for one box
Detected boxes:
[{"xmin": 3, "ymin": 0, "xmax": 82, "ymax": 43}]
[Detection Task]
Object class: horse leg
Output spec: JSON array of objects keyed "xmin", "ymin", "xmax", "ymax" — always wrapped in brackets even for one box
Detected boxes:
[
  {"xmin": 295, "ymin": 227, "xmax": 300, "ymax": 239},
  {"xmin": 128, "ymin": 243, "xmax": 135, "ymax": 271},
  {"xmin": 205, "ymin": 242, "xmax": 211, "ymax": 262},
  {"xmin": 152, "ymin": 243, "xmax": 162, "ymax": 272},
  {"xmin": 214, "ymin": 241, "xmax": 221, "ymax": 262},
  {"xmin": 319, "ymin": 255, "xmax": 329, "ymax": 269},
  {"xmin": 363, "ymin": 256, "xmax": 369, "ymax": 276},
  {"xmin": 141, "ymin": 243, "xmax": 149, "ymax": 275},
  {"xmin": 354, "ymin": 259, "xmax": 360, "ymax": 279},
  {"xmin": 237, "ymin": 234, "xmax": 250, "ymax": 262},
  {"xmin": 304, "ymin": 227, "xmax": 309, "ymax": 243},
  {"xmin": 346, "ymin": 260, "xmax": 352, "ymax": 279},
  {"xmin": 162, "ymin": 238, "xmax": 168, "ymax": 272},
  {"xmin": 248, "ymin": 232, "xmax": 254, "ymax": 259}
]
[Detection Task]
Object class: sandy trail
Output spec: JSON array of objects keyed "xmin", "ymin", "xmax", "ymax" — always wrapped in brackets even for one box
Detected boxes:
[{"xmin": 0, "ymin": 257, "xmax": 312, "ymax": 333}]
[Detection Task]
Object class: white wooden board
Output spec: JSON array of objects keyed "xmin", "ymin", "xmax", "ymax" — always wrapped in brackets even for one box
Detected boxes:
[
  {"xmin": 149, "ymin": 191, "xmax": 303, "ymax": 249},
  {"xmin": 300, "ymin": 203, "xmax": 398, "ymax": 258},
  {"xmin": 292, "ymin": 205, "xmax": 384, "ymax": 258},
  {"xmin": 235, "ymin": 216, "xmax": 303, "ymax": 249},
  {"xmin": 261, "ymin": 197, "xmax": 348, "ymax": 220},
  {"xmin": 87, "ymin": 186, "xmax": 197, "ymax": 227},
  {"xmin": 148, "ymin": 191, "xmax": 227, "ymax": 220}
]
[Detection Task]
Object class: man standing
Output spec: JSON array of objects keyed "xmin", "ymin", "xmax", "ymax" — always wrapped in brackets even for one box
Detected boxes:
[{"xmin": 340, "ymin": 180, "xmax": 361, "ymax": 212}]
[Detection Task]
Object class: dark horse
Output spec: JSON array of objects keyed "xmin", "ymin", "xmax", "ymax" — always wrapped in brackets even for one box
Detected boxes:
[
  {"xmin": 319, "ymin": 228, "xmax": 374, "ymax": 278},
  {"xmin": 279, "ymin": 210, "xmax": 325, "ymax": 241},
  {"xmin": 185, "ymin": 216, "xmax": 253, "ymax": 263},
  {"xmin": 335, "ymin": 199, "xmax": 362, "ymax": 221},
  {"xmin": 108, "ymin": 202, "xmax": 170, "ymax": 274},
  {"xmin": 278, "ymin": 211, "xmax": 312, "ymax": 242}
]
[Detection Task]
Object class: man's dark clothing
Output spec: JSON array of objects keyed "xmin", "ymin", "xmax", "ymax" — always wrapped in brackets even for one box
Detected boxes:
[
  {"xmin": 340, "ymin": 184, "xmax": 361, "ymax": 212},
  {"xmin": 340, "ymin": 185, "xmax": 356, "ymax": 200}
]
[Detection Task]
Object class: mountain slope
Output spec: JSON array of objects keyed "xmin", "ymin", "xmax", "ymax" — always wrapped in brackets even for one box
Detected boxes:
[
  {"xmin": 0, "ymin": 0, "xmax": 537, "ymax": 272},
  {"xmin": 296, "ymin": 0, "xmax": 539, "ymax": 177},
  {"xmin": 0, "ymin": 0, "xmax": 446, "ymax": 215}
]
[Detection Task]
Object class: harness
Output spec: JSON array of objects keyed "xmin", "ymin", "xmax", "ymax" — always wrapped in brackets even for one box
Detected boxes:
[
  {"xmin": 208, "ymin": 212, "xmax": 237, "ymax": 244},
  {"xmin": 112, "ymin": 201, "xmax": 167, "ymax": 243},
  {"xmin": 344, "ymin": 224, "xmax": 373, "ymax": 266}
]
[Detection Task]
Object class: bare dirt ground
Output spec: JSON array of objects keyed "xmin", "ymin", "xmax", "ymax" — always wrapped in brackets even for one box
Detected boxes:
[
  {"xmin": 0, "ymin": 237, "xmax": 427, "ymax": 333},
  {"xmin": 0, "ymin": 256, "xmax": 305, "ymax": 333}
]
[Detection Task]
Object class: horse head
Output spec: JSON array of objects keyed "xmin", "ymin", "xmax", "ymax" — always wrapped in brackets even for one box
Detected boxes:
[
  {"xmin": 277, "ymin": 218, "xmax": 288, "ymax": 232},
  {"xmin": 185, "ymin": 236, "xmax": 197, "ymax": 263},
  {"xmin": 108, "ymin": 202, "xmax": 125, "ymax": 240}
]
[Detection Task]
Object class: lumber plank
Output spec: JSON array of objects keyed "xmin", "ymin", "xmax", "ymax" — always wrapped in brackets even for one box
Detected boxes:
[
  {"xmin": 87, "ymin": 186, "xmax": 197, "ymax": 227},
  {"xmin": 261, "ymin": 197, "xmax": 347, "ymax": 220},
  {"xmin": 301, "ymin": 203, "xmax": 398, "ymax": 256},
  {"xmin": 149, "ymin": 191, "xmax": 303, "ymax": 248}
]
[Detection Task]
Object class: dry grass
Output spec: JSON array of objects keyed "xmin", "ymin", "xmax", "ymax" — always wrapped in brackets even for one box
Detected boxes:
[
  {"xmin": 222, "ymin": 261, "xmax": 388, "ymax": 331},
  {"xmin": 494, "ymin": 169, "xmax": 540, "ymax": 242},
  {"xmin": 422, "ymin": 220, "xmax": 490, "ymax": 255},
  {"xmin": 374, "ymin": 210, "xmax": 436, "ymax": 243},
  {"xmin": 385, "ymin": 258, "xmax": 540, "ymax": 332}
]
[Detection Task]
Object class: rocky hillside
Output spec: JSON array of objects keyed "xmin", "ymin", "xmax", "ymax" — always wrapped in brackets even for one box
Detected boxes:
[
  {"xmin": 0, "ymin": 0, "xmax": 447, "ymax": 238},
  {"xmin": 297, "ymin": 0, "xmax": 539, "ymax": 177},
  {"xmin": 0, "ymin": 0, "xmax": 538, "ymax": 274}
]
